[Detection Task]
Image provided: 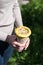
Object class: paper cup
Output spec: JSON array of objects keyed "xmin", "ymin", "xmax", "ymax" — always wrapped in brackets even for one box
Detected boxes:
[{"xmin": 14, "ymin": 26, "xmax": 31, "ymax": 44}]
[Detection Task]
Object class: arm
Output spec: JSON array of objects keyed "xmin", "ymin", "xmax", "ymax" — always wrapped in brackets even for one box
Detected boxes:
[
  {"xmin": 0, "ymin": 0, "xmax": 23, "ymax": 41},
  {"xmin": 13, "ymin": 0, "xmax": 23, "ymax": 27}
]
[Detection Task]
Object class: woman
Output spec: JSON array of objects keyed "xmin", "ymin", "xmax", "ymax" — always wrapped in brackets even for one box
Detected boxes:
[{"xmin": 0, "ymin": 0, "xmax": 30, "ymax": 65}]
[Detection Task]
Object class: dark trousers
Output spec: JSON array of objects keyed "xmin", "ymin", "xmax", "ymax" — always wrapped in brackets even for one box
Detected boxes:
[{"xmin": 0, "ymin": 41, "xmax": 13, "ymax": 65}]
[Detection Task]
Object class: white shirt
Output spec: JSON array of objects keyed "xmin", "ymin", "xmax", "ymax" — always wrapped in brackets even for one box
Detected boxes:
[{"xmin": 0, "ymin": 0, "xmax": 23, "ymax": 41}]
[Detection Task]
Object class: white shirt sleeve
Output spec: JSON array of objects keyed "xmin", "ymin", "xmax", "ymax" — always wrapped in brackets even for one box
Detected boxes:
[
  {"xmin": 13, "ymin": 0, "xmax": 23, "ymax": 27},
  {"xmin": 0, "ymin": 31, "xmax": 8, "ymax": 41}
]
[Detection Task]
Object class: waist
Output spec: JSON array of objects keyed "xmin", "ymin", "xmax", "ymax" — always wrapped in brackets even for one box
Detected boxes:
[{"xmin": 0, "ymin": 23, "xmax": 14, "ymax": 35}]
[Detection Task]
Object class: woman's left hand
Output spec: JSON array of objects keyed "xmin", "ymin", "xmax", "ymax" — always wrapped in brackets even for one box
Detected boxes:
[{"xmin": 15, "ymin": 38, "xmax": 30, "ymax": 52}]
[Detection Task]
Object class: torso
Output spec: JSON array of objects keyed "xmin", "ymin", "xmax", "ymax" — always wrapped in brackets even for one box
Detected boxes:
[
  {"xmin": 0, "ymin": 0, "xmax": 17, "ymax": 35},
  {"xmin": 0, "ymin": 0, "xmax": 15, "ymax": 26}
]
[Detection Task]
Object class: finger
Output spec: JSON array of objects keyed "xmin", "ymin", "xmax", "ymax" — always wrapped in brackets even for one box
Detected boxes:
[
  {"xmin": 13, "ymin": 41, "xmax": 25, "ymax": 47},
  {"xmin": 24, "ymin": 38, "xmax": 30, "ymax": 50},
  {"xmin": 12, "ymin": 44, "xmax": 16, "ymax": 48},
  {"xmin": 25, "ymin": 40, "xmax": 30, "ymax": 50}
]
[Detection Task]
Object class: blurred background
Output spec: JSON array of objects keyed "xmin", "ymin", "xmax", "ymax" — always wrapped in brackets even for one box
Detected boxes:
[{"xmin": 7, "ymin": 0, "xmax": 43, "ymax": 65}]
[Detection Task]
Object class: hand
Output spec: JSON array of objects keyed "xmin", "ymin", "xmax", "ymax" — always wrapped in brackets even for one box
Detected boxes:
[
  {"xmin": 13, "ymin": 37, "xmax": 30, "ymax": 52},
  {"xmin": 6, "ymin": 35, "xmax": 25, "ymax": 52},
  {"xmin": 6, "ymin": 35, "xmax": 30, "ymax": 52}
]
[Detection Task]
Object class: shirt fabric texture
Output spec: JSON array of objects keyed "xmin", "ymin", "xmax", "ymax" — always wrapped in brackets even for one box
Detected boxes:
[{"xmin": 0, "ymin": 0, "xmax": 23, "ymax": 41}]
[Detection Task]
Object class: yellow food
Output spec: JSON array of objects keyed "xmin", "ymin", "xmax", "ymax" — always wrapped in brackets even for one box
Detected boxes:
[{"xmin": 15, "ymin": 26, "xmax": 31, "ymax": 38}]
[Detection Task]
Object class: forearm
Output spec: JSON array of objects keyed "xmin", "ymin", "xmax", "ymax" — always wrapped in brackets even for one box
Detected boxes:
[{"xmin": 13, "ymin": 0, "xmax": 23, "ymax": 27}]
